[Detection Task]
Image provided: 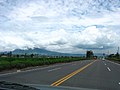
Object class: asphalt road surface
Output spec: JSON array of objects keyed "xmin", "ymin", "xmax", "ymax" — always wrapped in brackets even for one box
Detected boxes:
[{"xmin": 0, "ymin": 60, "xmax": 120, "ymax": 90}]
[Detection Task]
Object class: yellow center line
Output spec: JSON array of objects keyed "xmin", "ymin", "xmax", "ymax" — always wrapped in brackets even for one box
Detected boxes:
[{"xmin": 51, "ymin": 60, "xmax": 96, "ymax": 86}]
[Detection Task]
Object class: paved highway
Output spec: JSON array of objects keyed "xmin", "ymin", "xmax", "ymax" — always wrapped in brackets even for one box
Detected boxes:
[{"xmin": 0, "ymin": 60, "xmax": 120, "ymax": 90}]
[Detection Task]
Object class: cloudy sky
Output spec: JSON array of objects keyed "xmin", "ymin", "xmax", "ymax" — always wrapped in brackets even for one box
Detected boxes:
[{"xmin": 0, "ymin": 0, "xmax": 120, "ymax": 54}]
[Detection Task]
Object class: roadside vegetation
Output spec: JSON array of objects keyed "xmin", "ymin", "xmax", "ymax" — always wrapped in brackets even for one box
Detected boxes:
[
  {"xmin": 106, "ymin": 52, "xmax": 120, "ymax": 62},
  {"xmin": 0, "ymin": 57, "xmax": 86, "ymax": 71}
]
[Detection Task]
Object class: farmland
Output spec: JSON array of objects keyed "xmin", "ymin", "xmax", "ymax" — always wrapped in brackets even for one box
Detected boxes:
[{"xmin": 0, "ymin": 57, "xmax": 85, "ymax": 71}]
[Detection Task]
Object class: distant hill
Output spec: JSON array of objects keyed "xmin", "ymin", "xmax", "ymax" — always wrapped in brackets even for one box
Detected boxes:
[
  {"xmin": 11, "ymin": 48, "xmax": 85, "ymax": 57},
  {"xmin": 0, "ymin": 48, "xmax": 104, "ymax": 57}
]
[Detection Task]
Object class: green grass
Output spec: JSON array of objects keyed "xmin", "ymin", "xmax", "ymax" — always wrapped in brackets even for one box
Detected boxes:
[
  {"xmin": 106, "ymin": 57, "xmax": 120, "ymax": 61},
  {"xmin": 0, "ymin": 57, "xmax": 86, "ymax": 71}
]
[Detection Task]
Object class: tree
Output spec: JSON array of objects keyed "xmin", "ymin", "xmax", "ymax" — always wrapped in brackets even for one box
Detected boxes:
[
  {"xmin": 16, "ymin": 54, "xmax": 19, "ymax": 58},
  {"xmin": 86, "ymin": 50, "xmax": 94, "ymax": 59},
  {"xmin": 24, "ymin": 53, "xmax": 27, "ymax": 60},
  {"xmin": 115, "ymin": 52, "xmax": 119, "ymax": 59},
  {"xmin": 30, "ymin": 54, "xmax": 34, "ymax": 58},
  {"xmin": 7, "ymin": 51, "xmax": 12, "ymax": 57}
]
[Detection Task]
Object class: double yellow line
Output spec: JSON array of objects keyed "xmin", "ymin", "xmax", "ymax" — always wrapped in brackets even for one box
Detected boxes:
[{"xmin": 51, "ymin": 61, "xmax": 95, "ymax": 86}]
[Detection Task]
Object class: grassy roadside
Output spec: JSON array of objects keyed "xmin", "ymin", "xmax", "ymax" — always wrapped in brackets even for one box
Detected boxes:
[
  {"xmin": 106, "ymin": 57, "xmax": 120, "ymax": 64},
  {"xmin": 106, "ymin": 57, "xmax": 120, "ymax": 61},
  {"xmin": 0, "ymin": 57, "xmax": 86, "ymax": 71}
]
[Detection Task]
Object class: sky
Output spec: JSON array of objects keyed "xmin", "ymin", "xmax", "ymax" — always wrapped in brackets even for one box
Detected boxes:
[{"xmin": 0, "ymin": 0, "xmax": 120, "ymax": 54}]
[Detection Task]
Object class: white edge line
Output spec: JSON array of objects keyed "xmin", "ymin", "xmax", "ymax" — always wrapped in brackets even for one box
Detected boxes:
[
  {"xmin": 106, "ymin": 60, "xmax": 120, "ymax": 66},
  {"xmin": 0, "ymin": 63, "xmax": 70, "ymax": 76},
  {"xmin": 72, "ymin": 64, "xmax": 76, "ymax": 66},
  {"xmin": 0, "ymin": 72, "xmax": 18, "ymax": 76},
  {"xmin": 48, "ymin": 67, "xmax": 61, "ymax": 72}
]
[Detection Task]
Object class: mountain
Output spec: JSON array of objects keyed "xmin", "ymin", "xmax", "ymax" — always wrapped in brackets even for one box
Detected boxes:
[
  {"xmin": 11, "ymin": 48, "xmax": 85, "ymax": 57},
  {"xmin": 0, "ymin": 48, "xmax": 104, "ymax": 57},
  {"xmin": 12, "ymin": 48, "xmax": 57, "ymax": 55}
]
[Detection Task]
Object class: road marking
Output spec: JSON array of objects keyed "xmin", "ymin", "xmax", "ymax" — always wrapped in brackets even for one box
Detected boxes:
[
  {"xmin": 51, "ymin": 61, "xmax": 96, "ymax": 86},
  {"xmin": 72, "ymin": 63, "xmax": 76, "ymax": 66},
  {"xmin": 17, "ymin": 70, "xmax": 21, "ymax": 72},
  {"xmin": 0, "ymin": 72, "xmax": 18, "ymax": 76},
  {"xmin": 0, "ymin": 63, "xmax": 71, "ymax": 77},
  {"xmin": 107, "ymin": 67, "xmax": 111, "ymax": 71},
  {"xmin": 48, "ymin": 67, "xmax": 61, "ymax": 72},
  {"xmin": 102, "ymin": 61, "xmax": 107, "ymax": 66},
  {"xmin": 106, "ymin": 60, "xmax": 120, "ymax": 66}
]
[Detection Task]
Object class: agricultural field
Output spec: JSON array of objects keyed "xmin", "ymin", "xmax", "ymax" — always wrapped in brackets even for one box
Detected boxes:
[{"xmin": 0, "ymin": 57, "xmax": 86, "ymax": 71}]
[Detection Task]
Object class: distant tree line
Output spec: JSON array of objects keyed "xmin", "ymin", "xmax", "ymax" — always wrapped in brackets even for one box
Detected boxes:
[
  {"xmin": 0, "ymin": 52, "xmax": 84, "ymax": 59},
  {"xmin": 107, "ymin": 52, "xmax": 120, "ymax": 61}
]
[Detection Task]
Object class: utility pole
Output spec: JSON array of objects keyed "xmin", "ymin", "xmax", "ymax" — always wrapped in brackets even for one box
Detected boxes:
[
  {"xmin": 117, "ymin": 47, "xmax": 119, "ymax": 54},
  {"xmin": 107, "ymin": 50, "xmax": 109, "ymax": 55},
  {"xmin": 116, "ymin": 47, "xmax": 120, "ymax": 59}
]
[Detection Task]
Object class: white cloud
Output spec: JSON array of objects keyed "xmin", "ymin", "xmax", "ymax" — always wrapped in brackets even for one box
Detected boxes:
[
  {"xmin": 0, "ymin": 26, "xmax": 119, "ymax": 53},
  {"xmin": 0, "ymin": 0, "xmax": 120, "ymax": 54}
]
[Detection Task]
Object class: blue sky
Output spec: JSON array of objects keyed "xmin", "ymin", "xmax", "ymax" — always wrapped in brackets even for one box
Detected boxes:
[{"xmin": 0, "ymin": 0, "xmax": 120, "ymax": 54}]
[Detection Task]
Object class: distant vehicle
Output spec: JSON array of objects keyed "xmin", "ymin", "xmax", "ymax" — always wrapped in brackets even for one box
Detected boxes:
[{"xmin": 102, "ymin": 58, "xmax": 105, "ymax": 61}]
